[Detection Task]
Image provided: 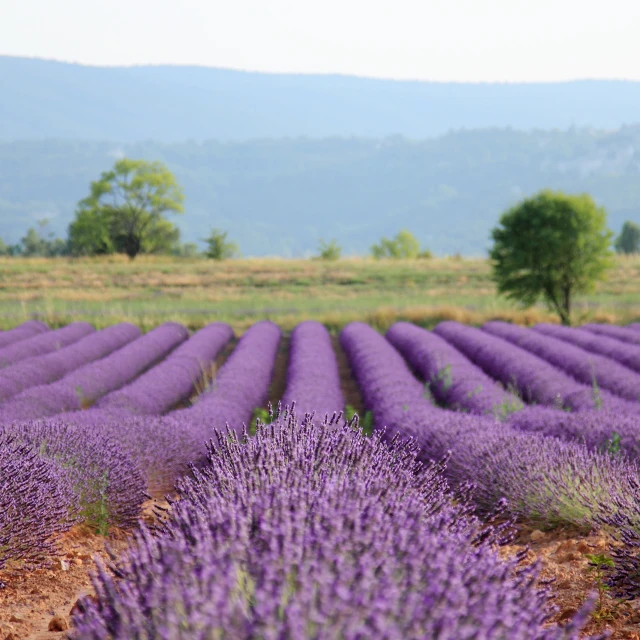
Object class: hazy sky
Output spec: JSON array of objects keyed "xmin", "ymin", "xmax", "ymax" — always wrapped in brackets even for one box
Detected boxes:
[{"xmin": 3, "ymin": 0, "xmax": 640, "ymax": 82}]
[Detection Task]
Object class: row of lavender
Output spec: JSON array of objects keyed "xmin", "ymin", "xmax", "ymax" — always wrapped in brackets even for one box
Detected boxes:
[{"xmin": 2, "ymin": 317, "xmax": 640, "ymax": 635}]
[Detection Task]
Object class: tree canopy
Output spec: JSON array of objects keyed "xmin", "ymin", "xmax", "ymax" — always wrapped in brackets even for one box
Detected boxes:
[
  {"xmin": 490, "ymin": 190, "xmax": 613, "ymax": 325},
  {"xmin": 69, "ymin": 158, "xmax": 184, "ymax": 259},
  {"xmin": 615, "ymin": 220, "xmax": 640, "ymax": 255},
  {"xmin": 203, "ymin": 229, "xmax": 239, "ymax": 260},
  {"xmin": 370, "ymin": 230, "xmax": 431, "ymax": 259}
]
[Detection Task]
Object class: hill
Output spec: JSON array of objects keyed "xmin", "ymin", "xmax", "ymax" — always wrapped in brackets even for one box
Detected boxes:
[
  {"xmin": 2, "ymin": 129, "xmax": 640, "ymax": 256},
  {"xmin": 3, "ymin": 56, "xmax": 640, "ymax": 141}
]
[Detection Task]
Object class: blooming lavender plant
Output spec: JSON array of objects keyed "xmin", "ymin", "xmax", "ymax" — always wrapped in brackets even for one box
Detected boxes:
[
  {"xmin": 281, "ymin": 320, "xmax": 344, "ymax": 419},
  {"xmin": 0, "ymin": 320, "xmax": 48, "ymax": 349},
  {"xmin": 434, "ymin": 321, "xmax": 628, "ymax": 411},
  {"xmin": 534, "ymin": 323, "xmax": 640, "ymax": 376},
  {"xmin": 387, "ymin": 321, "xmax": 522, "ymax": 416},
  {"xmin": 95, "ymin": 322, "xmax": 233, "ymax": 415},
  {"xmin": 0, "ymin": 322, "xmax": 188, "ymax": 422},
  {"xmin": 0, "ymin": 323, "xmax": 140, "ymax": 409},
  {"xmin": 2, "ymin": 420, "xmax": 146, "ymax": 533},
  {"xmin": 483, "ymin": 320, "xmax": 640, "ymax": 404},
  {"xmin": 0, "ymin": 433, "xmax": 77, "ymax": 569},
  {"xmin": 73, "ymin": 413, "xmax": 598, "ymax": 639},
  {"xmin": 0, "ymin": 321, "xmax": 94, "ymax": 369}
]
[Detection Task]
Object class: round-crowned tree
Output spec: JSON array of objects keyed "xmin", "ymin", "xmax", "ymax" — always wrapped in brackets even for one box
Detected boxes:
[
  {"xmin": 69, "ymin": 158, "xmax": 184, "ymax": 259},
  {"xmin": 490, "ymin": 190, "xmax": 613, "ymax": 325}
]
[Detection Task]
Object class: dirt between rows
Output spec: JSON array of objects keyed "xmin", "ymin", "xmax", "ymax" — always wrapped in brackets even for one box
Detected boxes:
[{"xmin": 1, "ymin": 517, "xmax": 640, "ymax": 639}]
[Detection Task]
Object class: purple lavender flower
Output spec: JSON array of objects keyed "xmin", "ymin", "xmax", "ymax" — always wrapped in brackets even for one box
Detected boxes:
[
  {"xmin": 387, "ymin": 321, "xmax": 522, "ymax": 416},
  {"xmin": 95, "ymin": 322, "xmax": 233, "ymax": 415},
  {"xmin": 0, "ymin": 323, "xmax": 140, "ymax": 409},
  {"xmin": 0, "ymin": 321, "xmax": 94, "ymax": 369},
  {"xmin": 0, "ymin": 320, "xmax": 48, "ymax": 349},
  {"xmin": 434, "ymin": 320, "xmax": 628, "ymax": 411},
  {"xmin": 0, "ymin": 433, "xmax": 77, "ymax": 569},
  {"xmin": 73, "ymin": 414, "xmax": 598, "ymax": 639},
  {"xmin": 483, "ymin": 320, "xmax": 640, "ymax": 405},
  {"xmin": 0, "ymin": 322, "xmax": 188, "ymax": 421},
  {"xmin": 281, "ymin": 320, "xmax": 344, "ymax": 419}
]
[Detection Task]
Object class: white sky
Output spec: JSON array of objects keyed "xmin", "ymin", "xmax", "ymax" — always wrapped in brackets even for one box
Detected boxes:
[{"xmin": 2, "ymin": 0, "xmax": 640, "ymax": 82}]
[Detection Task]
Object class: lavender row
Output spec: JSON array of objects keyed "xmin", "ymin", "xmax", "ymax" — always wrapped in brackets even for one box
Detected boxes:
[
  {"xmin": 535, "ymin": 323, "xmax": 640, "ymax": 374},
  {"xmin": 95, "ymin": 322, "xmax": 233, "ymax": 416},
  {"xmin": 387, "ymin": 321, "xmax": 522, "ymax": 416},
  {"xmin": 60, "ymin": 321, "xmax": 281, "ymax": 495},
  {"xmin": 340, "ymin": 322, "xmax": 640, "ymax": 531},
  {"xmin": 0, "ymin": 322, "xmax": 188, "ymax": 422},
  {"xmin": 582, "ymin": 323, "xmax": 640, "ymax": 346},
  {"xmin": 280, "ymin": 320, "xmax": 344, "ymax": 419},
  {"xmin": 0, "ymin": 323, "xmax": 140, "ymax": 407},
  {"xmin": 0, "ymin": 321, "xmax": 94, "ymax": 369},
  {"xmin": 434, "ymin": 321, "xmax": 630, "ymax": 411},
  {"xmin": 0, "ymin": 320, "xmax": 48, "ymax": 349},
  {"xmin": 73, "ymin": 412, "xmax": 596, "ymax": 639},
  {"xmin": 483, "ymin": 321, "xmax": 640, "ymax": 404}
]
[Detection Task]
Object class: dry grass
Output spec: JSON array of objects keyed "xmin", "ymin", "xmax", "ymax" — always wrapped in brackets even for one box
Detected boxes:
[{"xmin": 1, "ymin": 255, "xmax": 640, "ymax": 332}]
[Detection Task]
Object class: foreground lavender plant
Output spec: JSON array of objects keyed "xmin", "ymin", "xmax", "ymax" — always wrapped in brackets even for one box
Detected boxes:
[
  {"xmin": 0, "ymin": 433, "xmax": 77, "ymax": 569},
  {"xmin": 95, "ymin": 322, "xmax": 233, "ymax": 415},
  {"xmin": 281, "ymin": 320, "xmax": 344, "ymax": 419},
  {"xmin": 0, "ymin": 321, "xmax": 94, "ymax": 368},
  {"xmin": 0, "ymin": 320, "xmax": 48, "ymax": 349},
  {"xmin": 73, "ymin": 414, "xmax": 597, "ymax": 639},
  {"xmin": 0, "ymin": 323, "xmax": 140, "ymax": 409},
  {"xmin": 483, "ymin": 320, "xmax": 640, "ymax": 404},
  {"xmin": 434, "ymin": 320, "xmax": 629, "ymax": 411},
  {"xmin": 0, "ymin": 322, "xmax": 188, "ymax": 421},
  {"xmin": 387, "ymin": 321, "xmax": 521, "ymax": 416},
  {"xmin": 2, "ymin": 421, "xmax": 146, "ymax": 532}
]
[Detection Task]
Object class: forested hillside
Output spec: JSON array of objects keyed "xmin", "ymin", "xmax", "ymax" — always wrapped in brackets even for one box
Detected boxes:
[
  {"xmin": 2, "ymin": 128, "xmax": 640, "ymax": 256},
  {"xmin": 3, "ymin": 56, "xmax": 640, "ymax": 141}
]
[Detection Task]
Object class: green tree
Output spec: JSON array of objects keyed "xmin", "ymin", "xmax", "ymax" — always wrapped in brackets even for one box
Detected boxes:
[
  {"xmin": 490, "ymin": 190, "xmax": 613, "ymax": 325},
  {"xmin": 316, "ymin": 238, "xmax": 342, "ymax": 260},
  {"xmin": 371, "ymin": 229, "xmax": 430, "ymax": 259},
  {"xmin": 0, "ymin": 237, "xmax": 9, "ymax": 256},
  {"xmin": 614, "ymin": 220, "xmax": 640, "ymax": 255},
  {"xmin": 20, "ymin": 219, "xmax": 68, "ymax": 257},
  {"xmin": 204, "ymin": 229, "xmax": 239, "ymax": 260},
  {"xmin": 70, "ymin": 158, "xmax": 184, "ymax": 259}
]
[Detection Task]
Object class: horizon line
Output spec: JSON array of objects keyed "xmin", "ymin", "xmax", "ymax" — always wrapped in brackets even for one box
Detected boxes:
[{"xmin": 2, "ymin": 53, "xmax": 640, "ymax": 86}]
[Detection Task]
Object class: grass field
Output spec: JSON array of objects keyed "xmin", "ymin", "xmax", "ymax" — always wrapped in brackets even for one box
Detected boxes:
[{"xmin": 1, "ymin": 254, "xmax": 640, "ymax": 332}]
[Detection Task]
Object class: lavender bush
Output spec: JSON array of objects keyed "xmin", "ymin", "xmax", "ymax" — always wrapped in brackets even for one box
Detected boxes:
[
  {"xmin": 95, "ymin": 322, "xmax": 233, "ymax": 415},
  {"xmin": 0, "ymin": 321, "xmax": 94, "ymax": 369},
  {"xmin": 0, "ymin": 320, "xmax": 48, "ymax": 349},
  {"xmin": 434, "ymin": 321, "xmax": 629, "ymax": 411},
  {"xmin": 534, "ymin": 323, "xmax": 640, "ymax": 375},
  {"xmin": 483, "ymin": 320, "xmax": 640, "ymax": 404},
  {"xmin": 0, "ymin": 322, "xmax": 188, "ymax": 421},
  {"xmin": 281, "ymin": 320, "xmax": 344, "ymax": 419},
  {"xmin": 0, "ymin": 323, "xmax": 140, "ymax": 409},
  {"xmin": 387, "ymin": 321, "xmax": 521, "ymax": 416},
  {"xmin": 0, "ymin": 433, "xmax": 77, "ymax": 569},
  {"xmin": 73, "ymin": 413, "xmax": 597, "ymax": 639},
  {"xmin": 2, "ymin": 420, "xmax": 146, "ymax": 533}
]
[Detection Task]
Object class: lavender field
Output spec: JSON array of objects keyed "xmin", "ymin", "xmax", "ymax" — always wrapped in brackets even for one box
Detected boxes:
[{"xmin": 3, "ymin": 318, "xmax": 640, "ymax": 637}]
